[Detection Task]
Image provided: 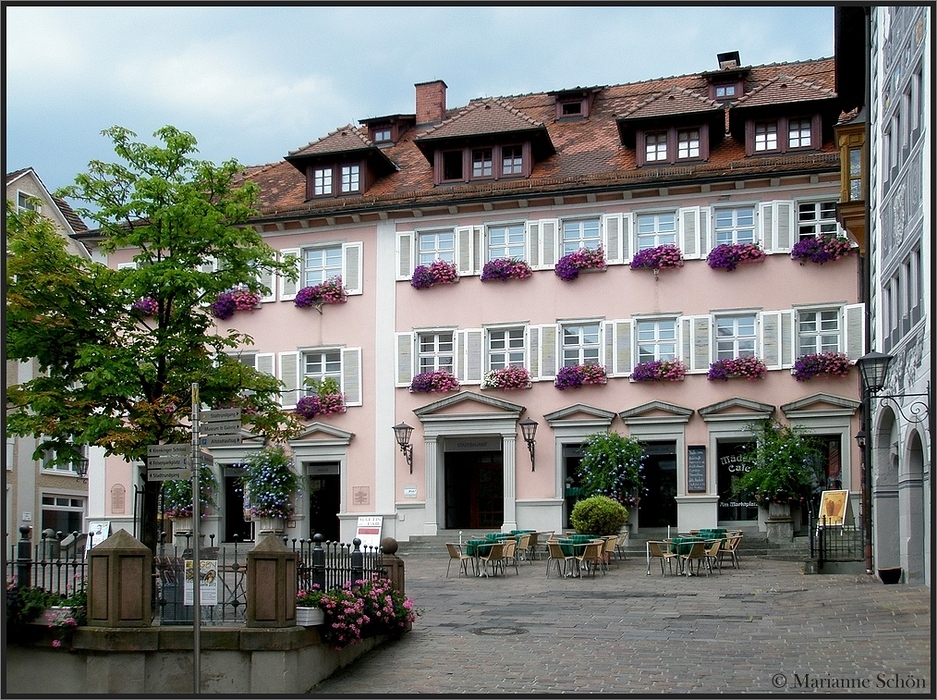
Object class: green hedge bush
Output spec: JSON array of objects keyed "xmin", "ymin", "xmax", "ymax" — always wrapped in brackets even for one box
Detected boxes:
[{"xmin": 570, "ymin": 495, "xmax": 629, "ymax": 536}]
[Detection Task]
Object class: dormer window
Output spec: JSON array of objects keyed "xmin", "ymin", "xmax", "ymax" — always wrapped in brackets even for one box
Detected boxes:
[
  {"xmin": 745, "ymin": 115, "xmax": 820, "ymax": 155},
  {"xmin": 713, "ymin": 83, "xmax": 738, "ymax": 99},
  {"xmin": 549, "ymin": 88, "xmax": 598, "ymax": 120},
  {"xmin": 373, "ymin": 128, "xmax": 392, "ymax": 143},
  {"xmin": 435, "ymin": 143, "xmax": 530, "ymax": 183},
  {"xmin": 341, "ymin": 164, "xmax": 360, "ymax": 193},
  {"xmin": 313, "ymin": 167, "xmax": 333, "ymax": 196},
  {"xmin": 308, "ymin": 162, "xmax": 362, "ymax": 198},
  {"xmin": 636, "ymin": 125, "xmax": 709, "ymax": 166},
  {"xmin": 560, "ymin": 100, "xmax": 584, "ymax": 117}
]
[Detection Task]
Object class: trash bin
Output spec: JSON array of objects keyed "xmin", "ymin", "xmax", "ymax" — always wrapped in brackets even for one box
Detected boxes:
[{"xmin": 159, "ymin": 582, "xmax": 193, "ymax": 624}]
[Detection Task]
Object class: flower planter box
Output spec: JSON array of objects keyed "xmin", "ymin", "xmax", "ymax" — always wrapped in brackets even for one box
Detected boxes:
[
  {"xmin": 296, "ymin": 607, "xmax": 325, "ymax": 626},
  {"xmin": 253, "ymin": 516, "xmax": 286, "ymax": 535},
  {"xmin": 35, "ymin": 606, "xmax": 71, "ymax": 626}
]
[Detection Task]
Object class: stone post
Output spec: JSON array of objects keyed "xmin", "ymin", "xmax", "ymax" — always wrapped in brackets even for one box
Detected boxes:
[
  {"xmin": 88, "ymin": 528, "xmax": 152, "ymax": 627},
  {"xmin": 380, "ymin": 537, "xmax": 406, "ymax": 595},
  {"xmin": 246, "ymin": 534, "xmax": 297, "ymax": 628}
]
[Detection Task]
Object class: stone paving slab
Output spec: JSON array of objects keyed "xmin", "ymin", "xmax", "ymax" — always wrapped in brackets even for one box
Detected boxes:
[{"xmin": 311, "ymin": 550, "xmax": 931, "ymax": 695}]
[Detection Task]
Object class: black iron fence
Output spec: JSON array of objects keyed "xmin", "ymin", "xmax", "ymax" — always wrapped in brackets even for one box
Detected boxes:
[
  {"xmin": 6, "ymin": 527, "xmax": 90, "ymax": 597},
  {"xmin": 809, "ymin": 514, "xmax": 863, "ymax": 568}
]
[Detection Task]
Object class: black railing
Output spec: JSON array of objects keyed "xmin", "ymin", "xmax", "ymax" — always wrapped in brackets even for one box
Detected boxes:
[
  {"xmin": 810, "ymin": 514, "xmax": 863, "ymax": 569},
  {"xmin": 292, "ymin": 534, "xmax": 385, "ymax": 593},
  {"xmin": 7, "ymin": 526, "xmax": 90, "ymax": 597}
]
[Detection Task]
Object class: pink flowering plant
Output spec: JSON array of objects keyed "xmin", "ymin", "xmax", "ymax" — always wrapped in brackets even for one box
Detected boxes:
[
  {"xmin": 554, "ymin": 246, "xmax": 607, "ymax": 281},
  {"xmin": 708, "ymin": 356, "xmax": 768, "ymax": 381},
  {"xmin": 317, "ymin": 576, "xmax": 420, "ymax": 650},
  {"xmin": 411, "ymin": 259, "xmax": 459, "ymax": 289},
  {"xmin": 554, "ymin": 363, "xmax": 608, "ymax": 390},
  {"xmin": 409, "ymin": 370, "xmax": 460, "ymax": 393},
  {"xmin": 293, "ymin": 377, "xmax": 346, "ymax": 419},
  {"xmin": 131, "ymin": 297, "xmax": 159, "ymax": 316},
  {"xmin": 481, "ymin": 366, "xmax": 531, "ymax": 390},
  {"xmin": 631, "ymin": 359, "xmax": 687, "ymax": 382},
  {"xmin": 707, "ymin": 243, "xmax": 766, "ymax": 271},
  {"xmin": 294, "ymin": 276, "xmax": 347, "ymax": 309},
  {"xmin": 790, "ymin": 235, "xmax": 853, "ymax": 265},
  {"xmin": 630, "ymin": 244, "xmax": 684, "ymax": 271},
  {"xmin": 481, "ymin": 257, "xmax": 533, "ymax": 281},
  {"xmin": 161, "ymin": 465, "xmax": 218, "ymax": 518},
  {"xmin": 211, "ymin": 288, "xmax": 261, "ymax": 320},
  {"xmin": 792, "ymin": 352, "xmax": 852, "ymax": 381}
]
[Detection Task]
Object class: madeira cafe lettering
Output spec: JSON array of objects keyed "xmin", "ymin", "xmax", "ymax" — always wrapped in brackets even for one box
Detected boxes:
[{"xmin": 718, "ymin": 446, "xmax": 757, "ymax": 516}]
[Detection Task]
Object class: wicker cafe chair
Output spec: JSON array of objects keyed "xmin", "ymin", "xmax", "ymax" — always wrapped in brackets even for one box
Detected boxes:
[
  {"xmin": 680, "ymin": 541, "xmax": 709, "ymax": 577},
  {"xmin": 501, "ymin": 538, "xmax": 520, "ymax": 575},
  {"xmin": 546, "ymin": 541, "xmax": 573, "ymax": 578},
  {"xmin": 719, "ymin": 534, "xmax": 742, "ymax": 569},
  {"xmin": 575, "ymin": 540, "xmax": 605, "ymax": 577},
  {"xmin": 704, "ymin": 539, "xmax": 722, "ymax": 574},
  {"xmin": 647, "ymin": 540, "xmax": 678, "ymax": 576},
  {"xmin": 602, "ymin": 535, "xmax": 618, "ymax": 570},
  {"xmin": 615, "ymin": 530, "xmax": 629, "ymax": 560},
  {"xmin": 446, "ymin": 542, "xmax": 475, "ymax": 578},
  {"xmin": 516, "ymin": 533, "xmax": 532, "ymax": 563},
  {"xmin": 478, "ymin": 542, "xmax": 506, "ymax": 578}
]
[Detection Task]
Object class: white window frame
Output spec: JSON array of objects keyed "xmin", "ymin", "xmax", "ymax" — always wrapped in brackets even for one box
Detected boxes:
[
  {"xmin": 418, "ymin": 229, "xmax": 456, "ymax": 266},
  {"xmin": 40, "ymin": 443, "xmax": 86, "ymax": 476},
  {"xmin": 302, "ymin": 349, "xmax": 343, "ymax": 394},
  {"xmin": 487, "ymin": 222, "xmax": 526, "ymax": 261},
  {"xmin": 636, "ymin": 212, "xmax": 677, "ymax": 250},
  {"xmin": 797, "ymin": 307, "xmax": 841, "ymax": 355},
  {"xmin": 561, "ymin": 321, "xmax": 601, "ymax": 367},
  {"xmin": 713, "ymin": 207, "xmax": 756, "ymax": 246},
  {"xmin": 796, "ymin": 201, "xmax": 839, "ymax": 240},
  {"xmin": 340, "ymin": 164, "xmax": 360, "ymax": 193},
  {"xmin": 714, "ymin": 314, "xmax": 758, "ymax": 359},
  {"xmin": 418, "ymin": 331, "xmax": 455, "ymax": 373},
  {"xmin": 302, "ymin": 244, "xmax": 344, "ymax": 287},
  {"xmin": 16, "ymin": 191, "xmax": 40, "ymax": 213},
  {"xmin": 561, "ymin": 218, "xmax": 601, "ymax": 256},
  {"xmin": 313, "ymin": 167, "xmax": 333, "ymax": 196},
  {"xmin": 487, "ymin": 326, "xmax": 526, "ymax": 370},
  {"xmin": 636, "ymin": 318, "xmax": 678, "ymax": 363},
  {"xmin": 41, "ymin": 493, "xmax": 85, "ymax": 534}
]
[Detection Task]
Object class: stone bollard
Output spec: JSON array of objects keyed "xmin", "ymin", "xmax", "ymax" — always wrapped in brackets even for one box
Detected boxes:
[
  {"xmin": 246, "ymin": 534, "xmax": 297, "ymax": 628},
  {"xmin": 88, "ymin": 529, "xmax": 152, "ymax": 627},
  {"xmin": 379, "ymin": 537, "xmax": 405, "ymax": 596}
]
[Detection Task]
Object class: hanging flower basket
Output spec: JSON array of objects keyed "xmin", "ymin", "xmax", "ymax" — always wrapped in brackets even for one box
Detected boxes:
[
  {"xmin": 131, "ymin": 297, "xmax": 158, "ymax": 316},
  {"xmin": 409, "ymin": 370, "xmax": 460, "ymax": 393},
  {"xmin": 294, "ymin": 276, "xmax": 347, "ymax": 311},
  {"xmin": 481, "ymin": 366, "xmax": 531, "ymax": 390},
  {"xmin": 790, "ymin": 235, "xmax": 853, "ymax": 265},
  {"xmin": 792, "ymin": 352, "xmax": 852, "ymax": 381},
  {"xmin": 630, "ymin": 359, "xmax": 686, "ymax": 382},
  {"xmin": 707, "ymin": 243, "xmax": 766, "ymax": 271},
  {"xmin": 211, "ymin": 289, "xmax": 261, "ymax": 320},
  {"xmin": 630, "ymin": 244, "xmax": 684, "ymax": 272},
  {"xmin": 481, "ymin": 258, "xmax": 533, "ymax": 282},
  {"xmin": 554, "ymin": 364, "xmax": 608, "ymax": 390},
  {"xmin": 708, "ymin": 356, "xmax": 768, "ymax": 381},
  {"xmin": 411, "ymin": 260, "xmax": 459, "ymax": 289},
  {"xmin": 554, "ymin": 246, "xmax": 607, "ymax": 281},
  {"xmin": 241, "ymin": 445, "xmax": 299, "ymax": 520}
]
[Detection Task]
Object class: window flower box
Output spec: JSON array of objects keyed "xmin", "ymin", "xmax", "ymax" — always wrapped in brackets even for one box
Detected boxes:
[
  {"xmin": 294, "ymin": 276, "xmax": 347, "ymax": 312},
  {"xmin": 480, "ymin": 257, "xmax": 532, "ymax": 282},
  {"xmin": 554, "ymin": 246, "xmax": 607, "ymax": 281},
  {"xmin": 481, "ymin": 366, "xmax": 531, "ymax": 390},
  {"xmin": 792, "ymin": 352, "xmax": 852, "ymax": 381},
  {"xmin": 630, "ymin": 244, "xmax": 684, "ymax": 272},
  {"xmin": 630, "ymin": 359, "xmax": 686, "ymax": 382},
  {"xmin": 707, "ymin": 356, "xmax": 768, "ymax": 381},
  {"xmin": 411, "ymin": 260, "xmax": 459, "ymax": 289},
  {"xmin": 790, "ymin": 235, "xmax": 853, "ymax": 265},
  {"xmin": 293, "ymin": 393, "xmax": 346, "ymax": 419},
  {"xmin": 409, "ymin": 370, "xmax": 460, "ymax": 393},
  {"xmin": 211, "ymin": 289, "xmax": 261, "ymax": 320},
  {"xmin": 131, "ymin": 297, "xmax": 158, "ymax": 316},
  {"xmin": 296, "ymin": 606, "xmax": 325, "ymax": 626},
  {"xmin": 707, "ymin": 243, "xmax": 766, "ymax": 271},
  {"xmin": 554, "ymin": 364, "xmax": 608, "ymax": 390}
]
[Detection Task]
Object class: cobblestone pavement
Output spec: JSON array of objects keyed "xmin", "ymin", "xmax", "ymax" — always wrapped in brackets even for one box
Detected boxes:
[{"xmin": 312, "ymin": 549, "xmax": 932, "ymax": 695}]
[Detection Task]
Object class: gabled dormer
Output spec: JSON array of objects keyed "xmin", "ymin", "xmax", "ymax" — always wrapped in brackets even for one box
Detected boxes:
[
  {"xmin": 546, "ymin": 86, "xmax": 602, "ymax": 120},
  {"xmin": 284, "ymin": 126, "xmax": 398, "ymax": 201},
  {"xmin": 728, "ymin": 73, "xmax": 839, "ymax": 156},
  {"xmin": 413, "ymin": 98, "xmax": 555, "ymax": 185},
  {"xmin": 616, "ymin": 87, "xmax": 724, "ymax": 166},
  {"xmin": 358, "ymin": 114, "xmax": 416, "ymax": 146},
  {"xmin": 699, "ymin": 51, "xmax": 751, "ymax": 102}
]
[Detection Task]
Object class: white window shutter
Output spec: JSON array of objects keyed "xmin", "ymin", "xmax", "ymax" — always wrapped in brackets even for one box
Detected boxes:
[
  {"xmin": 397, "ymin": 231, "xmax": 414, "ymax": 280},
  {"xmin": 527, "ymin": 221, "xmax": 541, "ymax": 268},
  {"xmin": 279, "ymin": 248, "xmax": 300, "ymax": 300},
  {"xmin": 679, "ymin": 207, "xmax": 701, "ymax": 259},
  {"xmin": 278, "ymin": 351, "xmax": 300, "ymax": 407},
  {"xmin": 780, "ymin": 309, "xmax": 795, "ymax": 367},
  {"xmin": 473, "ymin": 226, "xmax": 483, "ymax": 273},
  {"xmin": 774, "ymin": 201, "xmax": 794, "ymax": 252},
  {"xmin": 457, "ymin": 329, "xmax": 484, "ymax": 383},
  {"xmin": 257, "ymin": 264, "xmax": 276, "ymax": 302},
  {"xmin": 681, "ymin": 317, "xmax": 693, "ymax": 370},
  {"xmin": 761, "ymin": 311, "xmax": 782, "ymax": 369},
  {"xmin": 758, "ymin": 203, "xmax": 774, "ymax": 252},
  {"xmin": 843, "ymin": 303, "xmax": 865, "ymax": 360},
  {"xmin": 255, "ymin": 353, "xmax": 275, "ymax": 378},
  {"xmin": 604, "ymin": 319, "xmax": 632, "ymax": 376},
  {"xmin": 532, "ymin": 324, "xmax": 558, "ymax": 380},
  {"xmin": 621, "ymin": 213, "xmax": 633, "ymax": 263},
  {"xmin": 687, "ymin": 315, "xmax": 711, "ymax": 372},
  {"xmin": 396, "ymin": 332, "xmax": 415, "ymax": 386},
  {"xmin": 698, "ymin": 206, "xmax": 711, "ymax": 258},
  {"xmin": 455, "ymin": 226, "xmax": 475, "ymax": 275},
  {"xmin": 342, "ymin": 347, "xmax": 362, "ymax": 406},
  {"xmin": 540, "ymin": 219, "xmax": 558, "ymax": 268},
  {"xmin": 342, "ymin": 242, "xmax": 363, "ymax": 295},
  {"xmin": 602, "ymin": 214, "xmax": 623, "ymax": 264}
]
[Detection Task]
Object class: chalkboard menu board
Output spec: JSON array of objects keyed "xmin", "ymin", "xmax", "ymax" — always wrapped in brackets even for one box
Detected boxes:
[{"xmin": 687, "ymin": 446, "xmax": 707, "ymax": 492}]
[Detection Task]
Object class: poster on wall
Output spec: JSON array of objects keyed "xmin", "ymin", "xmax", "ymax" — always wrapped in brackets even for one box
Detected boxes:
[
  {"xmin": 184, "ymin": 559, "xmax": 219, "ymax": 606},
  {"xmin": 85, "ymin": 521, "xmax": 111, "ymax": 556},
  {"xmin": 817, "ymin": 490, "xmax": 851, "ymax": 527}
]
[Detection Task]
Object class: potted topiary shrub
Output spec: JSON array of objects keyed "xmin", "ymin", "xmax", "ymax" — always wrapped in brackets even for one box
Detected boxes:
[{"xmin": 570, "ymin": 495, "xmax": 629, "ymax": 537}]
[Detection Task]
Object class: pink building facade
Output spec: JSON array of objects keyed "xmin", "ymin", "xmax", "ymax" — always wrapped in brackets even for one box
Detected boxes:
[{"xmin": 96, "ymin": 55, "xmax": 865, "ymax": 543}]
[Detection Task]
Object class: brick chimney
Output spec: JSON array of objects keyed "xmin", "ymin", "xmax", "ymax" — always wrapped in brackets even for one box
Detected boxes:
[{"xmin": 415, "ymin": 80, "xmax": 447, "ymax": 125}]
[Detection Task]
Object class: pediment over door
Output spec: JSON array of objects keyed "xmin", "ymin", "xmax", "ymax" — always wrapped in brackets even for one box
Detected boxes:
[
  {"xmin": 413, "ymin": 391, "xmax": 524, "ymax": 419},
  {"xmin": 780, "ymin": 393, "xmax": 861, "ymax": 419},
  {"xmin": 697, "ymin": 397, "xmax": 775, "ymax": 423},
  {"xmin": 619, "ymin": 400, "xmax": 694, "ymax": 425},
  {"xmin": 543, "ymin": 403, "xmax": 616, "ymax": 430},
  {"xmin": 289, "ymin": 422, "xmax": 355, "ymax": 447}
]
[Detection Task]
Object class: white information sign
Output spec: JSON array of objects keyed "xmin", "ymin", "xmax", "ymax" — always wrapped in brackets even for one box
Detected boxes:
[
  {"xmin": 184, "ymin": 559, "xmax": 219, "ymax": 606},
  {"xmin": 85, "ymin": 521, "xmax": 111, "ymax": 556},
  {"xmin": 355, "ymin": 516, "xmax": 383, "ymax": 549}
]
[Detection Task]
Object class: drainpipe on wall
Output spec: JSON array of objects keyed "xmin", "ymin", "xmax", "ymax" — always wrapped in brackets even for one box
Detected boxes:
[{"xmin": 861, "ymin": 5, "xmax": 874, "ymax": 576}]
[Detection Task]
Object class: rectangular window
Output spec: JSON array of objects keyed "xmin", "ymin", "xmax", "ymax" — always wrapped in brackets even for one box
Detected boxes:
[
  {"xmin": 313, "ymin": 168, "xmax": 332, "ymax": 196},
  {"xmin": 848, "ymin": 147, "xmax": 863, "ymax": 200},
  {"xmin": 714, "ymin": 84, "xmax": 736, "ymax": 98},
  {"xmin": 636, "ymin": 212, "xmax": 677, "ymax": 250},
  {"xmin": 502, "ymin": 146, "xmax": 523, "ymax": 175},
  {"xmin": 754, "ymin": 122, "xmax": 778, "ymax": 152},
  {"xmin": 560, "ymin": 100, "xmax": 583, "ymax": 116},
  {"xmin": 714, "ymin": 207, "xmax": 755, "ymax": 245},
  {"xmin": 442, "ymin": 150, "xmax": 463, "ymax": 181},
  {"xmin": 487, "ymin": 223, "xmax": 526, "ymax": 260},
  {"xmin": 715, "ymin": 315, "xmax": 756, "ymax": 359},
  {"xmin": 41, "ymin": 495, "xmax": 85, "ymax": 534},
  {"xmin": 636, "ymin": 319, "xmax": 677, "ymax": 363},
  {"xmin": 302, "ymin": 245, "xmax": 343, "ymax": 287},
  {"xmin": 798, "ymin": 309, "xmax": 840, "ymax": 355},
  {"xmin": 562, "ymin": 323, "xmax": 601, "ymax": 366},
  {"xmin": 488, "ymin": 328, "xmax": 525, "ymax": 370},
  {"xmin": 788, "ymin": 119, "xmax": 812, "ymax": 148},
  {"xmin": 677, "ymin": 129, "xmax": 700, "ymax": 159},
  {"xmin": 373, "ymin": 128, "xmax": 392, "ymax": 142},
  {"xmin": 472, "ymin": 149, "xmax": 493, "ymax": 178},
  {"xmin": 797, "ymin": 202, "xmax": 838, "ymax": 240},
  {"xmin": 418, "ymin": 230, "xmax": 455, "ymax": 266},
  {"xmin": 340, "ymin": 165, "xmax": 360, "ymax": 193},
  {"xmin": 16, "ymin": 191, "xmax": 39, "ymax": 213},
  {"xmin": 561, "ymin": 219, "xmax": 601, "ymax": 256},
  {"xmin": 418, "ymin": 332, "xmax": 454, "ymax": 373},
  {"xmin": 645, "ymin": 132, "xmax": 668, "ymax": 162},
  {"xmin": 303, "ymin": 350, "xmax": 342, "ymax": 393},
  {"xmin": 40, "ymin": 444, "xmax": 86, "ymax": 475}
]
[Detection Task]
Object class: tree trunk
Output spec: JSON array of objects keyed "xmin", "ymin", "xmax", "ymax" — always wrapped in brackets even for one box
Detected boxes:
[{"xmin": 140, "ymin": 480, "xmax": 162, "ymax": 553}]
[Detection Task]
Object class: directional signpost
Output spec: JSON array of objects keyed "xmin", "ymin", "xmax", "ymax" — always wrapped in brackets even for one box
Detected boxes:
[
  {"xmin": 199, "ymin": 408, "xmax": 242, "ymax": 447},
  {"xmin": 147, "ymin": 444, "xmax": 191, "ymax": 481}
]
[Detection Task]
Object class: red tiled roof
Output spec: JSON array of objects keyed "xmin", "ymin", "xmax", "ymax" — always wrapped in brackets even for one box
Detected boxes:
[
  {"xmin": 618, "ymin": 86, "xmax": 722, "ymax": 121},
  {"xmin": 415, "ymin": 98, "xmax": 546, "ymax": 141},
  {"xmin": 733, "ymin": 72, "xmax": 837, "ymax": 109},
  {"xmin": 53, "ymin": 196, "xmax": 89, "ymax": 233},
  {"xmin": 287, "ymin": 125, "xmax": 373, "ymax": 158}
]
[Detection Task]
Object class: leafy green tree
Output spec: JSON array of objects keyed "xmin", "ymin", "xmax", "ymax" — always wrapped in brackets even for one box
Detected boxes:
[
  {"xmin": 577, "ymin": 431, "xmax": 646, "ymax": 508},
  {"xmin": 732, "ymin": 420, "xmax": 824, "ymax": 506},
  {"xmin": 6, "ymin": 126, "xmax": 301, "ymax": 551}
]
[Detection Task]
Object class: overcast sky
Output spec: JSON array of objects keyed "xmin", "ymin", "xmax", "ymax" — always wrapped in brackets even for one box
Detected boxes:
[{"xmin": 5, "ymin": 4, "xmax": 835, "ymax": 212}]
